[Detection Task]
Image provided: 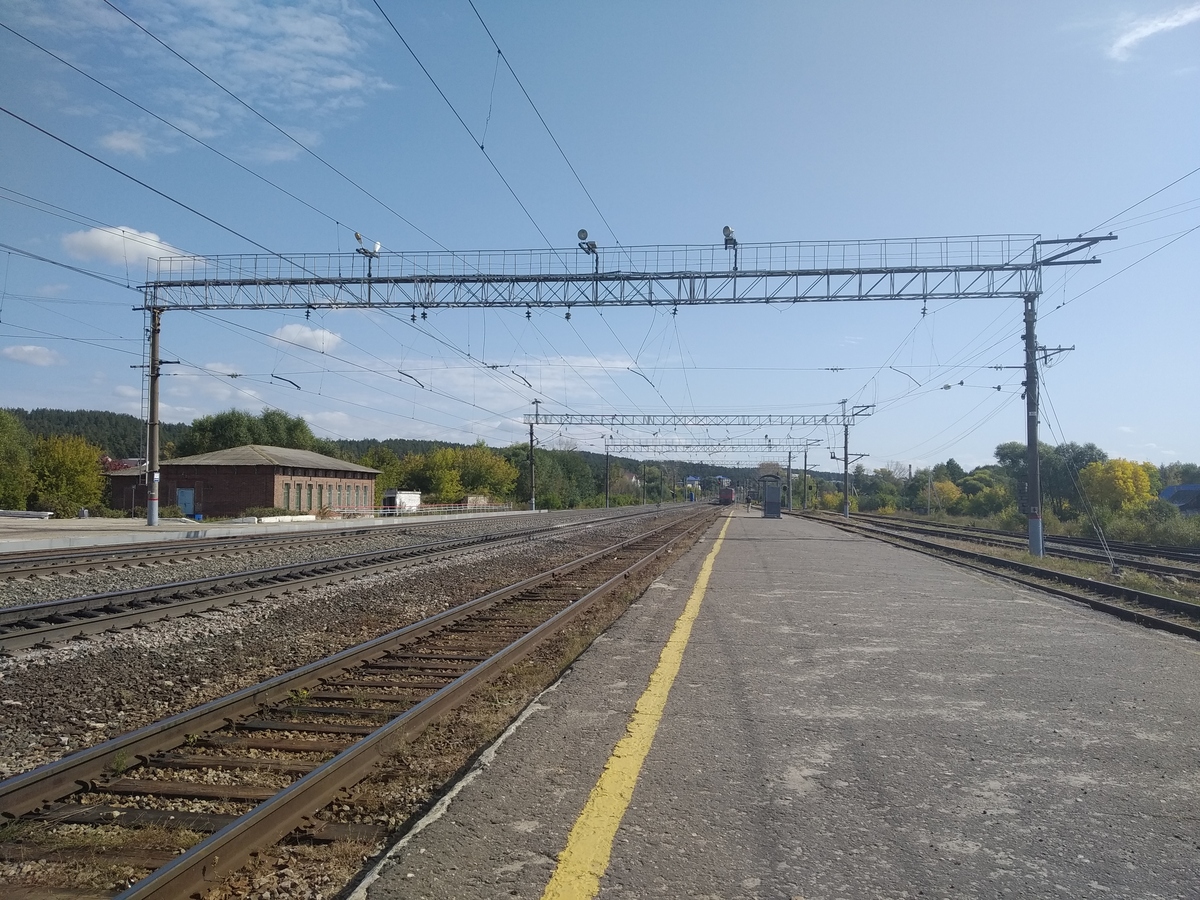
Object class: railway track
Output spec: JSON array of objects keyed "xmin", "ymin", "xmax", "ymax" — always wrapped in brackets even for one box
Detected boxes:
[
  {"xmin": 0, "ymin": 506, "xmax": 719, "ymax": 899},
  {"xmin": 0, "ymin": 509, "xmax": 662, "ymax": 653},
  {"xmin": 805, "ymin": 513, "xmax": 1200, "ymax": 641},
  {"xmin": 0, "ymin": 508, "xmax": 638, "ymax": 581},
  {"xmin": 836, "ymin": 512, "xmax": 1200, "ymax": 582},
  {"xmin": 851, "ymin": 511, "xmax": 1200, "ymax": 569}
]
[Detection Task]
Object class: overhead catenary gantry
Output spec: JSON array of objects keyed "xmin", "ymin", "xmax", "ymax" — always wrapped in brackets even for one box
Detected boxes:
[
  {"xmin": 140, "ymin": 233, "xmax": 1114, "ymax": 552},
  {"xmin": 146, "ymin": 234, "xmax": 1044, "ymax": 311}
]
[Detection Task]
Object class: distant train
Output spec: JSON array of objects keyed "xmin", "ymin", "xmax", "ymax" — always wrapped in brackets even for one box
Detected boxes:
[{"xmin": 718, "ymin": 486, "xmax": 736, "ymax": 506}]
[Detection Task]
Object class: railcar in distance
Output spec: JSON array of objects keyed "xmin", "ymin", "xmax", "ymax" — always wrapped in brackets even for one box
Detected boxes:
[{"xmin": 718, "ymin": 486, "xmax": 736, "ymax": 506}]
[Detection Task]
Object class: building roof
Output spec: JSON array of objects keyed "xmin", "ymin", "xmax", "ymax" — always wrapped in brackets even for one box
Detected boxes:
[
  {"xmin": 162, "ymin": 445, "xmax": 379, "ymax": 474},
  {"xmin": 1160, "ymin": 484, "xmax": 1200, "ymax": 504}
]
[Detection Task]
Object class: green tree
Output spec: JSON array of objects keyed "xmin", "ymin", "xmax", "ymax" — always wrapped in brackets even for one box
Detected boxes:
[
  {"xmin": 30, "ymin": 434, "xmax": 105, "ymax": 517},
  {"xmin": 0, "ymin": 411, "xmax": 35, "ymax": 510},
  {"xmin": 179, "ymin": 408, "xmax": 318, "ymax": 456}
]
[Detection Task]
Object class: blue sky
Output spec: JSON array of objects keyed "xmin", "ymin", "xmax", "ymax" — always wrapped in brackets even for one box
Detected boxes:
[{"xmin": 1, "ymin": 1, "xmax": 1197, "ymax": 471}]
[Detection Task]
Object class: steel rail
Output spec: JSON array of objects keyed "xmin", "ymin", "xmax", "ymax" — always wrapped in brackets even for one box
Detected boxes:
[
  {"xmin": 850, "ymin": 511, "xmax": 1200, "ymax": 566},
  {"xmin": 0, "ymin": 507, "xmax": 642, "ymax": 580},
  {"xmin": 812, "ymin": 516, "xmax": 1200, "ymax": 640},
  {"xmin": 842, "ymin": 513, "xmax": 1200, "ymax": 580},
  {"xmin": 0, "ymin": 508, "xmax": 717, "ymax": 900},
  {"xmin": 112, "ymin": 508, "xmax": 718, "ymax": 899},
  {"xmin": 0, "ymin": 507, "xmax": 713, "ymax": 820},
  {"xmin": 0, "ymin": 508, "xmax": 673, "ymax": 652}
]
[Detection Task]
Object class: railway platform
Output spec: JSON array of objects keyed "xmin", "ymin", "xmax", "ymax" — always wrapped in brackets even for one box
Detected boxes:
[
  {"xmin": 354, "ymin": 507, "xmax": 1200, "ymax": 899},
  {"xmin": 0, "ymin": 509, "xmax": 539, "ymax": 553}
]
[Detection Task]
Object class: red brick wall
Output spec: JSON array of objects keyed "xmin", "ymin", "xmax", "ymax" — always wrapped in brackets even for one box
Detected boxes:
[
  {"xmin": 162, "ymin": 465, "xmax": 275, "ymax": 518},
  {"xmin": 160, "ymin": 465, "xmax": 377, "ymax": 518}
]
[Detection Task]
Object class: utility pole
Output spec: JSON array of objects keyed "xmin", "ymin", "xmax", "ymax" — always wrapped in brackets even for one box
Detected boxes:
[
  {"xmin": 829, "ymin": 400, "xmax": 869, "ymax": 519},
  {"xmin": 802, "ymin": 446, "xmax": 809, "ymax": 511},
  {"xmin": 529, "ymin": 399, "xmax": 541, "ymax": 512},
  {"xmin": 146, "ymin": 308, "xmax": 162, "ymax": 527},
  {"xmin": 1023, "ymin": 293, "xmax": 1043, "ymax": 556},
  {"xmin": 642, "ymin": 460, "xmax": 646, "ymax": 505},
  {"xmin": 842, "ymin": 400, "xmax": 850, "ymax": 518},
  {"xmin": 786, "ymin": 450, "xmax": 793, "ymax": 511},
  {"xmin": 604, "ymin": 437, "xmax": 610, "ymax": 509}
]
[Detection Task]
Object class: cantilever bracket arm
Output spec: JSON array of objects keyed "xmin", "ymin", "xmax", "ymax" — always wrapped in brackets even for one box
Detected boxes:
[{"xmin": 1035, "ymin": 234, "xmax": 1118, "ymax": 266}]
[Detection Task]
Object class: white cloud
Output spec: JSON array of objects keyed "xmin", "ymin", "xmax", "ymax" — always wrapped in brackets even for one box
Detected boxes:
[
  {"xmin": 99, "ymin": 129, "xmax": 148, "ymax": 157},
  {"xmin": 270, "ymin": 323, "xmax": 342, "ymax": 353},
  {"xmin": 1110, "ymin": 4, "xmax": 1200, "ymax": 60},
  {"xmin": 114, "ymin": 385, "xmax": 141, "ymax": 399},
  {"xmin": 1118, "ymin": 425, "xmax": 1134, "ymax": 433},
  {"xmin": 62, "ymin": 226, "xmax": 182, "ymax": 275},
  {"xmin": 2, "ymin": 344, "xmax": 63, "ymax": 366}
]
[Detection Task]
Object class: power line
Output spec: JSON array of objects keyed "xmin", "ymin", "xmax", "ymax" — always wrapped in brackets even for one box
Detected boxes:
[
  {"xmin": 0, "ymin": 106, "xmax": 281, "ymax": 258},
  {"xmin": 1047, "ymin": 221, "xmax": 1200, "ymax": 316},
  {"xmin": 0, "ymin": 241, "xmax": 141, "ymax": 291},
  {"xmin": 0, "ymin": 22, "xmax": 367, "ymax": 246},
  {"xmin": 95, "ymin": 0, "xmax": 445, "ymax": 252},
  {"xmin": 466, "ymin": 0, "xmax": 628, "ymax": 257},
  {"xmin": 1090, "ymin": 161, "xmax": 1200, "ymax": 232},
  {"xmin": 368, "ymin": 0, "xmax": 562, "ymax": 256}
]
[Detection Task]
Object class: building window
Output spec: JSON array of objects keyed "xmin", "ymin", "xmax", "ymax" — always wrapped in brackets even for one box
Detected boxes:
[
  {"xmin": 337, "ymin": 484, "xmax": 343, "ymax": 507},
  {"xmin": 307, "ymin": 483, "xmax": 313, "ymax": 510},
  {"xmin": 283, "ymin": 483, "xmax": 291, "ymax": 510},
  {"xmin": 317, "ymin": 484, "xmax": 324, "ymax": 509}
]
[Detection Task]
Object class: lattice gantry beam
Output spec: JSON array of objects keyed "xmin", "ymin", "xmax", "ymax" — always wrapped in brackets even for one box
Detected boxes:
[
  {"xmin": 605, "ymin": 440, "xmax": 822, "ymax": 453},
  {"xmin": 527, "ymin": 413, "xmax": 871, "ymax": 427},
  {"xmin": 141, "ymin": 235, "xmax": 1044, "ymax": 310}
]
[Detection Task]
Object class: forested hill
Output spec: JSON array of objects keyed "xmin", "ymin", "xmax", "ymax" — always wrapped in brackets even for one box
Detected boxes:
[
  {"xmin": 328, "ymin": 437, "xmax": 464, "ymax": 460},
  {"xmin": 4, "ymin": 408, "xmax": 190, "ymax": 459}
]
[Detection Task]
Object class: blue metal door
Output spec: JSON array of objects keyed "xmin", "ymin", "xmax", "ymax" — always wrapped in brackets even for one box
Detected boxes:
[{"xmin": 177, "ymin": 488, "xmax": 194, "ymax": 517}]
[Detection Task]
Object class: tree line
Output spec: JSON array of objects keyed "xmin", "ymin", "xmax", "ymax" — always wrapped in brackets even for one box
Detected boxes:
[{"xmin": 5, "ymin": 407, "xmax": 1197, "ymax": 544}]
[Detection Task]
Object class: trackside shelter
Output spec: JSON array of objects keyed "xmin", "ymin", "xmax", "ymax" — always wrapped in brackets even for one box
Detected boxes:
[
  {"xmin": 156, "ymin": 445, "xmax": 379, "ymax": 518},
  {"xmin": 760, "ymin": 473, "xmax": 782, "ymax": 518}
]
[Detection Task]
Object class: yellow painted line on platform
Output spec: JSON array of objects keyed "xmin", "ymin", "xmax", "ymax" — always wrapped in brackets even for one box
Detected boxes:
[{"xmin": 540, "ymin": 514, "xmax": 732, "ymax": 900}]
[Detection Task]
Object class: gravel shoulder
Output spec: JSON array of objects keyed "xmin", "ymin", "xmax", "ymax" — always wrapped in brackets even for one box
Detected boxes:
[{"xmin": 0, "ymin": 509, "xmax": 685, "ymax": 778}]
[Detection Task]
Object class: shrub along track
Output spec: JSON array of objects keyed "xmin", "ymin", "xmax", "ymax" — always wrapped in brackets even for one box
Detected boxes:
[
  {"xmin": 798, "ymin": 512, "xmax": 1200, "ymax": 640},
  {"xmin": 0, "ymin": 505, "xmax": 720, "ymax": 899},
  {"xmin": 0, "ymin": 509, "xmax": 661, "ymax": 653}
]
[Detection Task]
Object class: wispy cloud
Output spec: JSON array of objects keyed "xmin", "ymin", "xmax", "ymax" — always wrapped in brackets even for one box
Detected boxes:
[
  {"xmin": 270, "ymin": 323, "xmax": 343, "ymax": 353},
  {"xmin": 99, "ymin": 129, "xmax": 149, "ymax": 157},
  {"xmin": 9, "ymin": 0, "xmax": 383, "ymax": 158},
  {"xmin": 2, "ymin": 344, "xmax": 63, "ymax": 366},
  {"xmin": 1109, "ymin": 4, "xmax": 1200, "ymax": 60},
  {"xmin": 62, "ymin": 226, "xmax": 182, "ymax": 274}
]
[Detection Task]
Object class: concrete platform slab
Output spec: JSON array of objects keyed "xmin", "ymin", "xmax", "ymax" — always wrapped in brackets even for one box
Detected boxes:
[
  {"xmin": 355, "ymin": 509, "xmax": 1200, "ymax": 900},
  {"xmin": 0, "ymin": 510, "xmax": 540, "ymax": 554}
]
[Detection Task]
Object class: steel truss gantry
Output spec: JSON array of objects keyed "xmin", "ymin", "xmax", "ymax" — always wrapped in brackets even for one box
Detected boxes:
[
  {"xmin": 528, "ymin": 413, "xmax": 869, "ymax": 428},
  {"xmin": 143, "ymin": 235, "xmax": 1045, "ymax": 311},
  {"xmin": 138, "ymin": 234, "xmax": 1114, "ymax": 554},
  {"xmin": 603, "ymin": 439, "xmax": 821, "ymax": 454}
]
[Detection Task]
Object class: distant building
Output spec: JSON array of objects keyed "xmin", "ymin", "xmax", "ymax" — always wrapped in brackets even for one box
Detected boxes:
[
  {"xmin": 108, "ymin": 445, "xmax": 379, "ymax": 518},
  {"xmin": 164, "ymin": 445, "xmax": 378, "ymax": 518},
  {"xmin": 1160, "ymin": 484, "xmax": 1200, "ymax": 517}
]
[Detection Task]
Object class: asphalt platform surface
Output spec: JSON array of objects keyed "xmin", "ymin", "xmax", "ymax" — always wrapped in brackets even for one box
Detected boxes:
[{"xmin": 354, "ymin": 508, "xmax": 1200, "ymax": 900}]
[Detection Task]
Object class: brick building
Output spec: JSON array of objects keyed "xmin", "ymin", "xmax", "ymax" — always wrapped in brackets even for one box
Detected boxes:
[{"xmin": 151, "ymin": 445, "xmax": 379, "ymax": 518}]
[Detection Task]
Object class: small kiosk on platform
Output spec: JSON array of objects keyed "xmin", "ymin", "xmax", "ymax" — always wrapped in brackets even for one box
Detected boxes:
[{"xmin": 760, "ymin": 473, "xmax": 782, "ymax": 518}]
